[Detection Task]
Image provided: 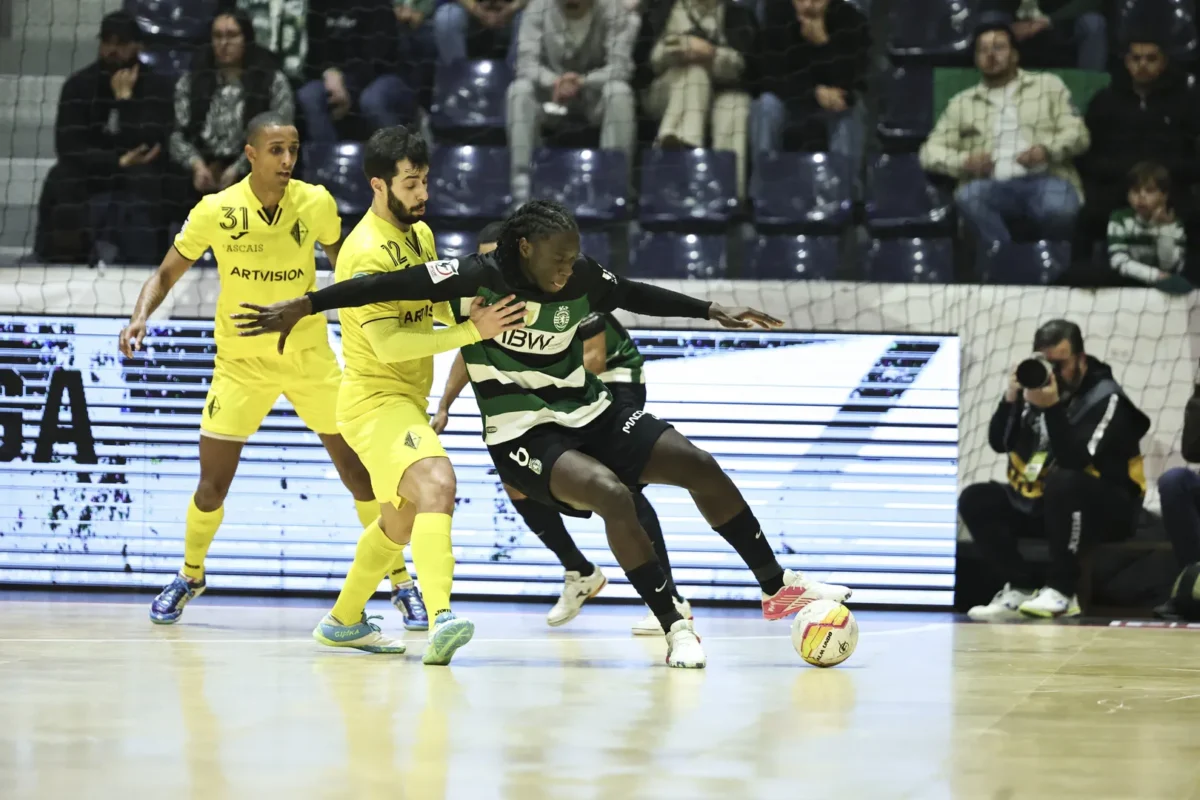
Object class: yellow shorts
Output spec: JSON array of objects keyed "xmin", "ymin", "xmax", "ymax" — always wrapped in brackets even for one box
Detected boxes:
[
  {"xmin": 337, "ymin": 395, "xmax": 447, "ymax": 506},
  {"xmin": 200, "ymin": 345, "xmax": 342, "ymax": 441}
]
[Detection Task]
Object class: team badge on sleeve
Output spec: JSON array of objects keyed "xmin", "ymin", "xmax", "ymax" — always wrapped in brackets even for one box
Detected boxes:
[{"xmin": 426, "ymin": 259, "xmax": 460, "ymax": 283}]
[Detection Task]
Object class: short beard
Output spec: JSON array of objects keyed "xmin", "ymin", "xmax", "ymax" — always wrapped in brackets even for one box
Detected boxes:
[{"xmin": 387, "ymin": 186, "xmax": 423, "ymax": 226}]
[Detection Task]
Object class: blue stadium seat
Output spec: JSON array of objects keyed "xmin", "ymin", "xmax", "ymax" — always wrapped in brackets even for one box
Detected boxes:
[
  {"xmin": 1117, "ymin": 0, "xmax": 1198, "ymax": 60},
  {"xmin": 979, "ymin": 241, "xmax": 1071, "ymax": 285},
  {"xmin": 302, "ymin": 143, "xmax": 370, "ymax": 217},
  {"xmin": 886, "ymin": 0, "xmax": 976, "ymax": 60},
  {"xmin": 865, "ymin": 153, "xmax": 953, "ymax": 234},
  {"xmin": 749, "ymin": 235, "xmax": 840, "ymax": 280},
  {"xmin": 580, "ymin": 231, "xmax": 611, "ymax": 267},
  {"xmin": 434, "ymin": 231, "xmax": 475, "ymax": 259},
  {"xmin": 427, "ymin": 145, "xmax": 511, "ymax": 222},
  {"xmin": 431, "ymin": 60, "xmax": 511, "ymax": 134},
  {"xmin": 124, "ymin": 0, "xmax": 216, "ymax": 41},
  {"xmin": 877, "ymin": 65, "xmax": 933, "ymax": 144},
  {"xmin": 751, "ymin": 152, "xmax": 852, "ymax": 231},
  {"xmin": 639, "ymin": 149, "xmax": 739, "ymax": 227},
  {"xmin": 865, "ymin": 238, "xmax": 953, "ymax": 283},
  {"xmin": 139, "ymin": 46, "xmax": 192, "ymax": 79},
  {"xmin": 630, "ymin": 232, "xmax": 727, "ymax": 279},
  {"xmin": 530, "ymin": 149, "xmax": 629, "ymax": 223}
]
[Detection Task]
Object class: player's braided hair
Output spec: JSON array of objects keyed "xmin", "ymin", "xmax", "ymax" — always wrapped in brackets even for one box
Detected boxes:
[{"xmin": 496, "ymin": 200, "xmax": 579, "ymax": 268}]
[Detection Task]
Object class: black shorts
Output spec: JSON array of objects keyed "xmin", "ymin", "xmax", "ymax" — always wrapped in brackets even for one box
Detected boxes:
[
  {"xmin": 487, "ymin": 395, "xmax": 671, "ymax": 517},
  {"xmin": 607, "ymin": 381, "xmax": 646, "ymax": 411}
]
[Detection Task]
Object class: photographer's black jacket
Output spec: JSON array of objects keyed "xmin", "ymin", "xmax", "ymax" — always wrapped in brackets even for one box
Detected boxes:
[{"xmin": 988, "ymin": 356, "xmax": 1150, "ymax": 506}]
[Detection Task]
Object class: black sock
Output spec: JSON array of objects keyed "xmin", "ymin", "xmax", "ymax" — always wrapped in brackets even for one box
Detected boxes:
[
  {"xmin": 512, "ymin": 498, "xmax": 592, "ymax": 574},
  {"xmin": 715, "ymin": 506, "xmax": 784, "ymax": 595},
  {"xmin": 626, "ymin": 560, "xmax": 684, "ymax": 633},
  {"xmin": 634, "ymin": 492, "xmax": 681, "ymax": 600}
]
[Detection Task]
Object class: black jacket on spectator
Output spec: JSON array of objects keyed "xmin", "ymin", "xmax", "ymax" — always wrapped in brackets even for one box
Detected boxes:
[
  {"xmin": 1084, "ymin": 66, "xmax": 1200, "ymax": 194},
  {"xmin": 305, "ymin": 0, "xmax": 399, "ymax": 98},
  {"xmin": 758, "ymin": 0, "xmax": 869, "ymax": 108},
  {"xmin": 988, "ymin": 356, "xmax": 1150, "ymax": 510},
  {"xmin": 55, "ymin": 60, "xmax": 173, "ymax": 186},
  {"xmin": 632, "ymin": 0, "xmax": 760, "ymax": 94}
]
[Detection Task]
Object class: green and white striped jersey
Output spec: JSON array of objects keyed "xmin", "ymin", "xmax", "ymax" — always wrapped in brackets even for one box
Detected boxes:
[
  {"xmin": 308, "ymin": 250, "xmax": 711, "ymax": 445},
  {"xmin": 577, "ymin": 311, "xmax": 645, "ymax": 384},
  {"xmin": 1107, "ymin": 207, "xmax": 1186, "ymax": 285}
]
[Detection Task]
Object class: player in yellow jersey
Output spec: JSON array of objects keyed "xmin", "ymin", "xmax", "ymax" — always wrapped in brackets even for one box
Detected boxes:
[
  {"xmin": 119, "ymin": 112, "xmax": 423, "ymax": 627},
  {"xmin": 291, "ymin": 126, "xmax": 524, "ymax": 663}
]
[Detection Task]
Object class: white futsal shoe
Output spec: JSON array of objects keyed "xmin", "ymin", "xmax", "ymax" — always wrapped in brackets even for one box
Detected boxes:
[
  {"xmin": 1019, "ymin": 587, "xmax": 1081, "ymax": 619},
  {"xmin": 968, "ymin": 583, "xmax": 1037, "ymax": 621},
  {"xmin": 547, "ymin": 567, "xmax": 608, "ymax": 627},
  {"xmin": 665, "ymin": 619, "xmax": 706, "ymax": 668},
  {"xmin": 632, "ymin": 597, "xmax": 693, "ymax": 635}
]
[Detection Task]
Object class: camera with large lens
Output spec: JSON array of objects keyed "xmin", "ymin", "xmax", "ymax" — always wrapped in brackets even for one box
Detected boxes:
[{"xmin": 1015, "ymin": 354, "xmax": 1053, "ymax": 389}]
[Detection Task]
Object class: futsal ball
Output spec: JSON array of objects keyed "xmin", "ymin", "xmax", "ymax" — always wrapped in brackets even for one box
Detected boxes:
[{"xmin": 790, "ymin": 599, "xmax": 858, "ymax": 667}]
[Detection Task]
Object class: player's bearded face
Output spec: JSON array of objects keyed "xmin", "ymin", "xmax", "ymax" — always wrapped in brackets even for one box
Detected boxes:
[{"xmin": 386, "ymin": 182, "xmax": 425, "ymax": 225}]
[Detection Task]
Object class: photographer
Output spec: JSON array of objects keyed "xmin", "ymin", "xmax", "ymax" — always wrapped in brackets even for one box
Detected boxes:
[
  {"xmin": 961, "ymin": 320, "xmax": 1150, "ymax": 620},
  {"xmin": 1154, "ymin": 380, "xmax": 1200, "ymax": 618}
]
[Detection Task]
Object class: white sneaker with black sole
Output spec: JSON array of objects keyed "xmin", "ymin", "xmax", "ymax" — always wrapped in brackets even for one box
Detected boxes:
[
  {"xmin": 967, "ymin": 583, "xmax": 1037, "ymax": 621},
  {"xmin": 632, "ymin": 597, "xmax": 692, "ymax": 636},
  {"xmin": 665, "ymin": 619, "xmax": 706, "ymax": 668},
  {"xmin": 546, "ymin": 568, "xmax": 607, "ymax": 627}
]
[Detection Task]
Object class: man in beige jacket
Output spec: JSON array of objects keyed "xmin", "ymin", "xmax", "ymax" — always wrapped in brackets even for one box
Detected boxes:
[{"xmin": 919, "ymin": 18, "xmax": 1090, "ymax": 248}]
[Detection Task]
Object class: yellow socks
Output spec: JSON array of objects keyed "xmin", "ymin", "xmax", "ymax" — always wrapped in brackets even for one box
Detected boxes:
[
  {"xmin": 354, "ymin": 499, "xmax": 379, "ymax": 529},
  {"xmin": 182, "ymin": 497, "xmax": 223, "ymax": 581},
  {"xmin": 331, "ymin": 520, "xmax": 403, "ymax": 625},
  {"xmin": 410, "ymin": 512, "xmax": 455, "ymax": 617},
  {"xmin": 389, "ymin": 562, "xmax": 412, "ymax": 587}
]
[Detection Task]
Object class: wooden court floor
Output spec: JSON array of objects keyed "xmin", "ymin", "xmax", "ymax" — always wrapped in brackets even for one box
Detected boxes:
[{"xmin": 1, "ymin": 595, "xmax": 1199, "ymax": 800}]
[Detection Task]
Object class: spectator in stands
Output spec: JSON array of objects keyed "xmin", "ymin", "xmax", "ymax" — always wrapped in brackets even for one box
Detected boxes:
[
  {"xmin": 1081, "ymin": 36, "xmax": 1200, "ymax": 244},
  {"xmin": 750, "ymin": 0, "xmax": 869, "ymax": 190},
  {"xmin": 1155, "ymin": 381, "xmax": 1200, "ymax": 618},
  {"xmin": 1107, "ymin": 162, "xmax": 1193, "ymax": 294},
  {"xmin": 436, "ymin": 0, "xmax": 526, "ymax": 66},
  {"xmin": 395, "ymin": 0, "xmax": 440, "ymax": 109},
  {"xmin": 35, "ymin": 11, "xmax": 173, "ymax": 265},
  {"xmin": 633, "ymin": 0, "xmax": 758, "ymax": 198},
  {"xmin": 230, "ymin": 0, "xmax": 309, "ymax": 84},
  {"xmin": 982, "ymin": 0, "xmax": 1107, "ymax": 70},
  {"xmin": 507, "ymin": 0, "xmax": 638, "ymax": 204},
  {"xmin": 296, "ymin": 0, "xmax": 415, "ymax": 143},
  {"xmin": 171, "ymin": 10, "xmax": 294, "ymax": 196},
  {"xmin": 920, "ymin": 20, "xmax": 1089, "ymax": 250},
  {"xmin": 962, "ymin": 319, "xmax": 1150, "ymax": 620}
]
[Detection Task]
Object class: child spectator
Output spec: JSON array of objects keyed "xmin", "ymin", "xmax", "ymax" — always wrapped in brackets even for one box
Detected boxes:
[{"xmin": 1107, "ymin": 161, "xmax": 1192, "ymax": 294}]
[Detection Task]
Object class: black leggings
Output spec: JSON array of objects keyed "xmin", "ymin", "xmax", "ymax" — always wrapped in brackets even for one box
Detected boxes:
[{"xmin": 959, "ymin": 471, "xmax": 1138, "ymax": 596}]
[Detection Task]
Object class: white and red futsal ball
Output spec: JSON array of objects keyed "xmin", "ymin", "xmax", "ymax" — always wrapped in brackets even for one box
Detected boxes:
[{"xmin": 790, "ymin": 599, "xmax": 858, "ymax": 667}]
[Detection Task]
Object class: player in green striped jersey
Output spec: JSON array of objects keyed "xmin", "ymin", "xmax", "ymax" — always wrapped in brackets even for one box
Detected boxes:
[
  {"xmin": 432, "ymin": 225, "xmax": 686, "ymax": 635},
  {"xmin": 235, "ymin": 200, "xmax": 852, "ymax": 669}
]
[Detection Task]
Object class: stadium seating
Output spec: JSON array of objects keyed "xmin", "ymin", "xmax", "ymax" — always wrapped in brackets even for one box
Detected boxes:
[
  {"xmin": 639, "ymin": 149, "xmax": 739, "ymax": 228},
  {"xmin": 865, "ymin": 238, "xmax": 954, "ymax": 283},
  {"xmin": 978, "ymin": 241, "xmax": 1072, "ymax": 285},
  {"xmin": 301, "ymin": 143, "xmax": 371, "ymax": 217},
  {"xmin": 886, "ymin": 0, "xmax": 976, "ymax": 61},
  {"xmin": 1116, "ymin": 0, "xmax": 1198, "ymax": 60},
  {"xmin": 434, "ymin": 230, "xmax": 475, "ymax": 260},
  {"xmin": 750, "ymin": 152, "xmax": 852, "ymax": 231},
  {"xmin": 530, "ymin": 148, "xmax": 629, "ymax": 224},
  {"xmin": 427, "ymin": 145, "xmax": 511, "ymax": 222},
  {"xmin": 630, "ymin": 232, "xmax": 727, "ymax": 279},
  {"xmin": 877, "ymin": 65, "xmax": 934, "ymax": 147},
  {"xmin": 430, "ymin": 60, "xmax": 512, "ymax": 140},
  {"xmin": 124, "ymin": 0, "xmax": 217, "ymax": 41},
  {"xmin": 865, "ymin": 153, "xmax": 954, "ymax": 235},
  {"xmin": 749, "ymin": 235, "xmax": 841, "ymax": 280},
  {"xmin": 579, "ymin": 231, "xmax": 612, "ymax": 267}
]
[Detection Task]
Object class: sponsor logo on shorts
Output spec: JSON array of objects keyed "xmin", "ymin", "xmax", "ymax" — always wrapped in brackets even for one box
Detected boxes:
[
  {"xmin": 405, "ymin": 431, "xmax": 421, "ymax": 450},
  {"xmin": 486, "ymin": 426, "xmax": 497, "ymax": 435},
  {"xmin": 529, "ymin": 458, "xmax": 543, "ymax": 475},
  {"xmin": 426, "ymin": 259, "xmax": 460, "ymax": 283},
  {"xmin": 552, "ymin": 305, "xmax": 571, "ymax": 331},
  {"xmin": 290, "ymin": 219, "xmax": 309, "ymax": 247},
  {"xmin": 622, "ymin": 409, "xmax": 646, "ymax": 434},
  {"xmin": 206, "ymin": 396, "xmax": 221, "ymax": 418}
]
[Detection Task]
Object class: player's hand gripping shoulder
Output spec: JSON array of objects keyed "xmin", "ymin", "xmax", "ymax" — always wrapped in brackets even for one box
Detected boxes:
[
  {"xmin": 707, "ymin": 304, "xmax": 784, "ymax": 330},
  {"xmin": 468, "ymin": 295, "xmax": 527, "ymax": 339}
]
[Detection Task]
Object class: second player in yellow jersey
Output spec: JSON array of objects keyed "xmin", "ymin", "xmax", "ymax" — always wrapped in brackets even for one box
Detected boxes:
[{"xmin": 118, "ymin": 112, "xmax": 425, "ymax": 629}]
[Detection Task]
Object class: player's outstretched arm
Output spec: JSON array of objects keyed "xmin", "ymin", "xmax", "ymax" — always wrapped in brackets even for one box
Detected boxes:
[
  {"xmin": 432, "ymin": 352, "xmax": 471, "ymax": 434},
  {"xmin": 119, "ymin": 246, "xmax": 196, "ymax": 357},
  {"xmin": 363, "ymin": 296, "xmax": 526, "ymax": 364},
  {"xmin": 606, "ymin": 276, "xmax": 784, "ymax": 330}
]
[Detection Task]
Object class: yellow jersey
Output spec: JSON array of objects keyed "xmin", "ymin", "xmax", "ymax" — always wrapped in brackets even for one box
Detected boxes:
[
  {"xmin": 335, "ymin": 210, "xmax": 453, "ymax": 413},
  {"xmin": 173, "ymin": 176, "xmax": 342, "ymax": 359}
]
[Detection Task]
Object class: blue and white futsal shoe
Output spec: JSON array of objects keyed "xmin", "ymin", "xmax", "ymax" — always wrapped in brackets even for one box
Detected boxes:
[
  {"xmin": 313, "ymin": 613, "xmax": 407, "ymax": 653},
  {"xmin": 149, "ymin": 573, "xmax": 207, "ymax": 624},
  {"xmin": 391, "ymin": 580, "xmax": 429, "ymax": 631},
  {"xmin": 422, "ymin": 611, "xmax": 475, "ymax": 666}
]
